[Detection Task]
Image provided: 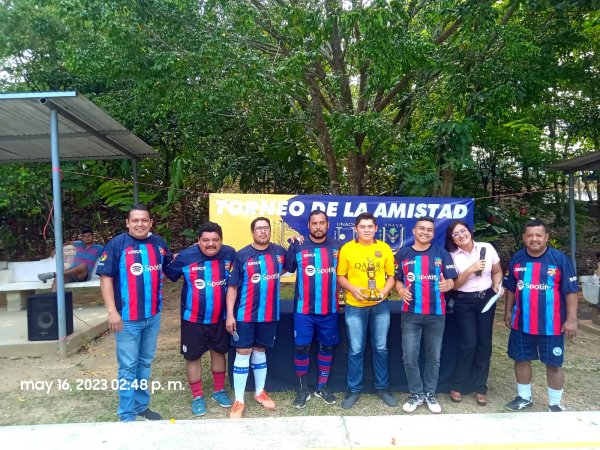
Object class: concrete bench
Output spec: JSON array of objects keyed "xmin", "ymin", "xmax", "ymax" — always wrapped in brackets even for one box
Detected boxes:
[
  {"xmin": 0, "ymin": 279, "xmax": 101, "ymax": 312},
  {"xmin": 580, "ymin": 275, "xmax": 600, "ymax": 306},
  {"xmin": 0, "ymin": 255, "xmax": 101, "ymax": 312}
]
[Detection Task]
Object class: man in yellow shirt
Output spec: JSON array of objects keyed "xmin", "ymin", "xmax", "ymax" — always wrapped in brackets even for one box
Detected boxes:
[{"xmin": 337, "ymin": 213, "xmax": 397, "ymax": 409}]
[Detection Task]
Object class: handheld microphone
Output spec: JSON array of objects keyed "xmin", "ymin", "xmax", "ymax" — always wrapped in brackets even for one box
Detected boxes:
[{"xmin": 476, "ymin": 247, "xmax": 486, "ymax": 276}]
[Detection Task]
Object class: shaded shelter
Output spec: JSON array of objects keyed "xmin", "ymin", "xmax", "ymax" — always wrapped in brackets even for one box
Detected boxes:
[
  {"xmin": 0, "ymin": 91, "xmax": 158, "ymax": 356},
  {"xmin": 547, "ymin": 150, "xmax": 600, "ymax": 271}
]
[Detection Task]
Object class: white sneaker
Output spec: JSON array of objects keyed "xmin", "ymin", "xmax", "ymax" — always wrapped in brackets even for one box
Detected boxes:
[
  {"xmin": 425, "ymin": 392, "xmax": 441, "ymax": 414},
  {"xmin": 402, "ymin": 394, "xmax": 423, "ymax": 413}
]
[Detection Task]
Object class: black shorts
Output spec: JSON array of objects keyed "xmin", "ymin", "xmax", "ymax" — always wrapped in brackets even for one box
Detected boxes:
[{"xmin": 180, "ymin": 319, "xmax": 229, "ymax": 361}]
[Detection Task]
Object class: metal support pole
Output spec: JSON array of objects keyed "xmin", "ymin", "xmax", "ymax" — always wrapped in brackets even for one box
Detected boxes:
[
  {"xmin": 132, "ymin": 158, "xmax": 139, "ymax": 205},
  {"xmin": 569, "ymin": 172, "xmax": 577, "ymax": 272},
  {"xmin": 50, "ymin": 106, "xmax": 67, "ymax": 357}
]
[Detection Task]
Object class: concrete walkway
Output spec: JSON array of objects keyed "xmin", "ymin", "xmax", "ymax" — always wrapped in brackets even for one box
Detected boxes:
[
  {"xmin": 0, "ymin": 305, "xmax": 107, "ymax": 357},
  {"xmin": 1, "ymin": 411, "xmax": 599, "ymax": 449}
]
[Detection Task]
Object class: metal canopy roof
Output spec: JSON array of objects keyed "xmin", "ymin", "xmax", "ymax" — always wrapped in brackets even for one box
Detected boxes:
[
  {"xmin": 0, "ymin": 91, "xmax": 157, "ymax": 164},
  {"xmin": 545, "ymin": 150, "xmax": 599, "ymax": 275},
  {"xmin": 0, "ymin": 91, "xmax": 152, "ymax": 357},
  {"xmin": 547, "ymin": 151, "xmax": 600, "ymax": 172}
]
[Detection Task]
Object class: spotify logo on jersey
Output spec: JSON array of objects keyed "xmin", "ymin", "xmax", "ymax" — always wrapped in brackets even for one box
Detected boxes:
[{"xmin": 130, "ymin": 263, "xmax": 143, "ymax": 276}]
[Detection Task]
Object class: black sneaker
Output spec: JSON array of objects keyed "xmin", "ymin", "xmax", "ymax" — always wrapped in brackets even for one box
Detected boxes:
[
  {"xmin": 293, "ymin": 390, "xmax": 310, "ymax": 409},
  {"xmin": 314, "ymin": 386, "xmax": 336, "ymax": 405},
  {"xmin": 340, "ymin": 391, "xmax": 360, "ymax": 410},
  {"xmin": 548, "ymin": 404, "xmax": 566, "ymax": 412},
  {"xmin": 504, "ymin": 396, "xmax": 533, "ymax": 412},
  {"xmin": 137, "ymin": 408, "xmax": 162, "ymax": 420},
  {"xmin": 376, "ymin": 389, "xmax": 398, "ymax": 407}
]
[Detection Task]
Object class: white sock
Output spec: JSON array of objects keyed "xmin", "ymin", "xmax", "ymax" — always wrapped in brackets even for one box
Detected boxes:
[
  {"xmin": 232, "ymin": 353, "xmax": 250, "ymax": 403},
  {"xmin": 548, "ymin": 387, "xmax": 563, "ymax": 406},
  {"xmin": 251, "ymin": 350, "xmax": 267, "ymax": 395},
  {"xmin": 517, "ymin": 383, "xmax": 532, "ymax": 401}
]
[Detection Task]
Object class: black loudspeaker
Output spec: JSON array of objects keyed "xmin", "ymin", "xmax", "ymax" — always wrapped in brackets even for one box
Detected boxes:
[{"xmin": 27, "ymin": 292, "xmax": 74, "ymax": 341}]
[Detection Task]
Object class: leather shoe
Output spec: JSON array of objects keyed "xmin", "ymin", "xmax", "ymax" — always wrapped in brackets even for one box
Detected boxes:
[
  {"xmin": 449, "ymin": 390, "xmax": 462, "ymax": 403},
  {"xmin": 476, "ymin": 393, "xmax": 488, "ymax": 406}
]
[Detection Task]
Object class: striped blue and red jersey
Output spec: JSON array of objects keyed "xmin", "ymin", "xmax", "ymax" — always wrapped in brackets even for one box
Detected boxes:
[
  {"xmin": 71, "ymin": 240, "xmax": 104, "ymax": 271},
  {"xmin": 229, "ymin": 243, "xmax": 285, "ymax": 323},
  {"xmin": 96, "ymin": 232, "xmax": 172, "ymax": 321},
  {"xmin": 395, "ymin": 245, "xmax": 457, "ymax": 315},
  {"xmin": 504, "ymin": 247, "xmax": 578, "ymax": 336},
  {"xmin": 163, "ymin": 244, "xmax": 235, "ymax": 324},
  {"xmin": 283, "ymin": 237, "xmax": 340, "ymax": 315}
]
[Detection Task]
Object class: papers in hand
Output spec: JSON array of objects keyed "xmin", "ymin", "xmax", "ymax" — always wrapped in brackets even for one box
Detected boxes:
[{"xmin": 481, "ymin": 286, "xmax": 504, "ymax": 313}]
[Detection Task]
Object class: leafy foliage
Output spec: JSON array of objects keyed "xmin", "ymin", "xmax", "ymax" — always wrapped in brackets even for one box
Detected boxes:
[{"xmin": 0, "ymin": 0, "xmax": 598, "ymax": 255}]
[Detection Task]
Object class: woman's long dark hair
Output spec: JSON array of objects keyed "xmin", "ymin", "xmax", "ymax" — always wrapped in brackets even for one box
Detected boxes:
[{"xmin": 444, "ymin": 220, "xmax": 473, "ymax": 253}]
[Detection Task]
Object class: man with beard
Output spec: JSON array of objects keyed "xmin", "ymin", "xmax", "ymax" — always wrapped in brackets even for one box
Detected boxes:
[
  {"xmin": 163, "ymin": 221, "xmax": 235, "ymax": 416},
  {"xmin": 97, "ymin": 205, "xmax": 172, "ymax": 422},
  {"xmin": 503, "ymin": 218, "xmax": 578, "ymax": 412},
  {"xmin": 225, "ymin": 217, "xmax": 286, "ymax": 419},
  {"xmin": 284, "ymin": 210, "xmax": 341, "ymax": 408},
  {"xmin": 395, "ymin": 216, "xmax": 457, "ymax": 414}
]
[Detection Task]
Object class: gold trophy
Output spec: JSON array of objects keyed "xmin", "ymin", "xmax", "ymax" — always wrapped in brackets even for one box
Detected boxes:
[
  {"xmin": 337, "ymin": 287, "xmax": 346, "ymax": 308},
  {"xmin": 361, "ymin": 259, "xmax": 382, "ymax": 302}
]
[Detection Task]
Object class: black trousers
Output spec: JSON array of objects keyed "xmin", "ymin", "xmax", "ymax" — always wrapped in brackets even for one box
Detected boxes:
[{"xmin": 450, "ymin": 289, "xmax": 496, "ymax": 394}]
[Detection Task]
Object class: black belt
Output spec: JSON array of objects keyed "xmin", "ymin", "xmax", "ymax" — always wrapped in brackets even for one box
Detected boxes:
[{"xmin": 453, "ymin": 289, "xmax": 492, "ymax": 300}]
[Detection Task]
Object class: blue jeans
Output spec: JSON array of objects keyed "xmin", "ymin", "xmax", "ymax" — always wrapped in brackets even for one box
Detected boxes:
[
  {"xmin": 401, "ymin": 312, "xmax": 445, "ymax": 396},
  {"xmin": 345, "ymin": 301, "xmax": 390, "ymax": 393},
  {"xmin": 115, "ymin": 313, "xmax": 161, "ymax": 422}
]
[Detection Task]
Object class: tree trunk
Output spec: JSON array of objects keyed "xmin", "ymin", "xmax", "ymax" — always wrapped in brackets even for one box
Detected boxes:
[
  {"xmin": 480, "ymin": 161, "xmax": 489, "ymax": 197},
  {"xmin": 322, "ymin": 138, "xmax": 341, "ymax": 195},
  {"xmin": 583, "ymin": 176, "xmax": 593, "ymax": 202},
  {"xmin": 440, "ymin": 169, "xmax": 454, "ymax": 197},
  {"xmin": 308, "ymin": 83, "xmax": 341, "ymax": 194},
  {"xmin": 522, "ymin": 165, "xmax": 531, "ymax": 192},
  {"xmin": 346, "ymin": 151, "xmax": 366, "ymax": 195}
]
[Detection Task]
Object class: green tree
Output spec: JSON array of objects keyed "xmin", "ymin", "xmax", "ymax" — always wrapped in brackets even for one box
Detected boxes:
[{"xmin": 1, "ymin": 0, "xmax": 598, "ymax": 201}]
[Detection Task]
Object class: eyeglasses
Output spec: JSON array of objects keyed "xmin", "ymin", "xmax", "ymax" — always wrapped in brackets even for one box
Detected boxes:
[
  {"xmin": 254, "ymin": 226, "xmax": 270, "ymax": 232},
  {"xmin": 451, "ymin": 229, "xmax": 469, "ymax": 239}
]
